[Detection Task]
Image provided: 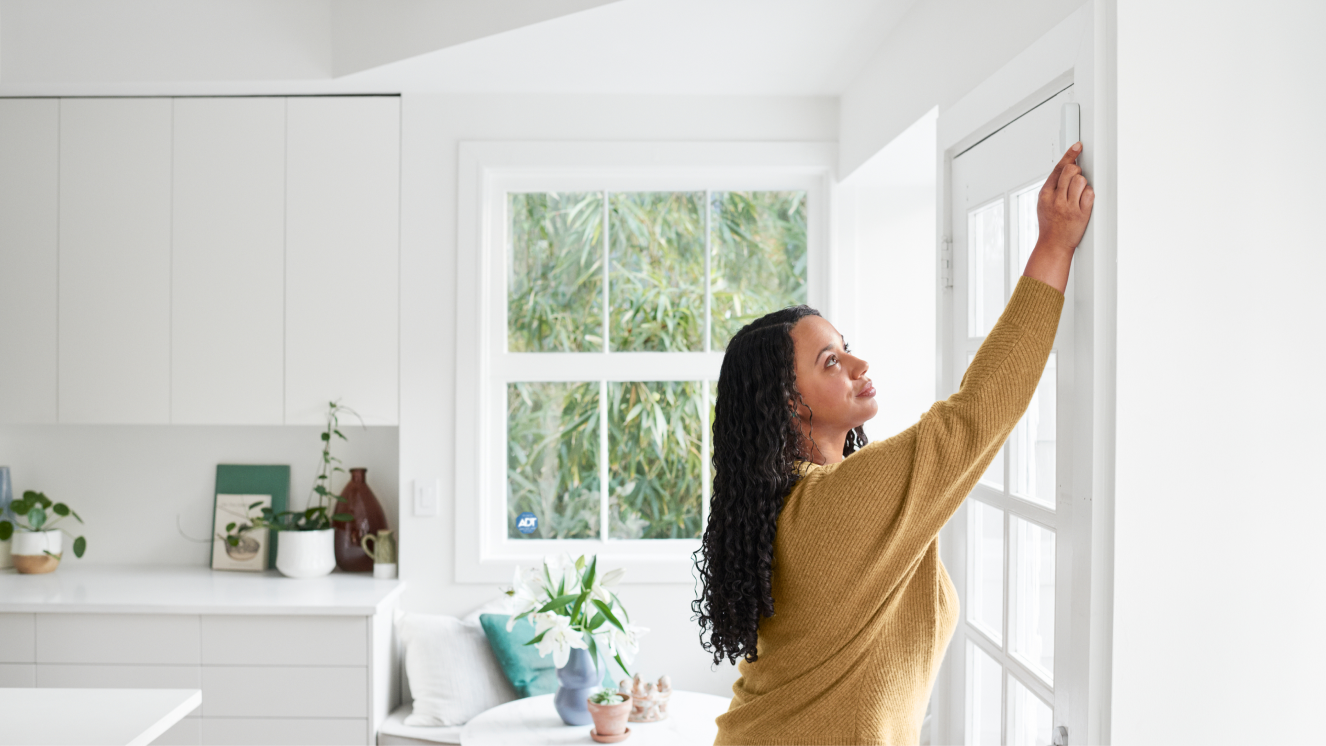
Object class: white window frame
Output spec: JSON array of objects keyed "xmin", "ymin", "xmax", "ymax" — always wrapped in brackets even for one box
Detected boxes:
[{"xmin": 455, "ymin": 141, "xmax": 835, "ymax": 584}]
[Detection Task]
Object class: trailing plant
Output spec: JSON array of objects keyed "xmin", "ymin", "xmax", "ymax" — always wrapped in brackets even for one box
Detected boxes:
[
  {"xmin": 219, "ymin": 500, "xmax": 265, "ymax": 548},
  {"xmin": 253, "ymin": 400, "xmax": 361, "ymax": 532},
  {"xmin": 503, "ymin": 552, "xmax": 648, "ymax": 677},
  {"xmin": 0, "ymin": 490, "xmax": 86, "ymax": 558}
]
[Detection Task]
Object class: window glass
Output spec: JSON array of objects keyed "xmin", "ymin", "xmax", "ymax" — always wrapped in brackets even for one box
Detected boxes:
[
  {"xmin": 1014, "ymin": 182, "xmax": 1040, "ymax": 276},
  {"xmin": 968, "ymin": 200, "xmax": 1005, "ymax": 338},
  {"xmin": 966, "ymin": 640, "xmax": 1002, "ymax": 746},
  {"xmin": 1011, "ymin": 352, "xmax": 1056, "ymax": 508},
  {"xmin": 1007, "ymin": 675, "xmax": 1052, "ymax": 746},
  {"xmin": 967, "ymin": 500, "xmax": 1004, "ymax": 645},
  {"xmin": 711, "ymin": 191, "xmax": 808, "ymax": 350},
  {"xmin": 609, "ymin": 192, "xmax": 705, "ymax": 352},
  {"xmin": 607, "ymin": 381, "xmax": 704, "ymax": 539},
  {"xmin": 1010, "ymin": 515, "xmax": 1055, "ymax": 684},
  {"xmin": 506, "ymin": 382, "xmax": 600, "ymax": 539},
  {"xmin": 508, "ymin": 193, "xmax": 604, "ymax": 352}
]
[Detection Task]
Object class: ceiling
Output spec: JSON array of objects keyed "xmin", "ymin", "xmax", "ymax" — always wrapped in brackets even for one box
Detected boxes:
[{"xmin": 0, "ymin": 0, "xmax": 917, "ymax": 96}]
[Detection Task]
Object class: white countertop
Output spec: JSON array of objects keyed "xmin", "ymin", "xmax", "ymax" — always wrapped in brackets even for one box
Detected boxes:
[
  {"xmin": 0, "ymin": 564, "xmax": 404, "ymax": 615},
  {"xmin": 0, "ymin": 688, "xmax": 201, "ymax": 746}
]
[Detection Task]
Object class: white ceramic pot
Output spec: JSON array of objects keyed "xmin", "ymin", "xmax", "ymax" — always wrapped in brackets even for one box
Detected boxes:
[
  {"xmin": 12, "ymin": 529, "xmax": 62, "ymax": 574},
  {"xmin": 275, "ymin": 529, "xmax": 335, "ymax": 578}
]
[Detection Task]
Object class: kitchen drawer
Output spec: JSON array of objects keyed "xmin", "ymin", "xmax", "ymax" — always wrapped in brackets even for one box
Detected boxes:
[
  {"xmin": 37, "ymin": 613, "xmax": 199, "ymax": 664},
  {"xmin": 201, "ymin": 717, "xmax": 366, "ymax": 746},
  {"xmin": 202, "ymin": 666, "xmax": 366, "ymax": 718},
  {"xmin": 37, "ymin": 664, "xmax": 202, "ymax": 718},
  {"xmin": 0, "ymin": 663, "xmax": 35, "ymax": 686},
  {"xmin": 201, "ymin": 615, "xmax": 365, "ymax": 666},
  {"xmin": 0, "ymin": 613, "xmax": 35, "ymax": 662}
]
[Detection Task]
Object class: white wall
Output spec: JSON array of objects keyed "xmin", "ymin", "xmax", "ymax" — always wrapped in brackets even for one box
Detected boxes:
[
  {"xmin": 1113, "ymin": 1, "xmax": 1326, "ymax": 742},
  {"xmin": 837, "ymin": 109, "xmax": 938, "ymax": 443},
  {"xmin": 396, "ymin": 94, "xmax": 837, "ymax": 697},
  {"xmin": 0, "ymin": 425, "xmax": 399, "ymax": 565},
  {"xmin": 839, "ymin": 0, "xmax": 1085, "ymax": 178}
]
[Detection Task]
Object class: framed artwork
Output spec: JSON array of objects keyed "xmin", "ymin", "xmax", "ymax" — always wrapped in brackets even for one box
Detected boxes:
[{"xmin": 211, "ymin": 493, "xmax": 272, "ymax": 572}]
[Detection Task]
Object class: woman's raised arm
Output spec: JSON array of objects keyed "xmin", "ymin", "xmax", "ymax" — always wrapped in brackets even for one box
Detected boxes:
[{"xmin": 1023, "ymin": 142, "xmax": 1094, "ymax": 294}]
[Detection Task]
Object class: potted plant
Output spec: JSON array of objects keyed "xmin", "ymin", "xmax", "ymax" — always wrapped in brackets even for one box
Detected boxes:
[
  {"xmin": 252, "ymin": 401, "xmax": 356, "ymax": 578},
  {"xmin": 586, "ymin": 688, "xmax": 632, "ymax": 741},
  {"xmin": 218, "ymin": 500, "xmax": 266, "ymax": 563},
  {"xmin": 504, "ymin": 552, "xmax": 649, "ymax": 726},
  {"xmin": 0, "ymin": 491, "xmax": 87, "ymax": 574}
]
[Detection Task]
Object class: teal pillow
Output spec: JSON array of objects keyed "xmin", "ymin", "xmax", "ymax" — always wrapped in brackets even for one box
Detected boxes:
[{"xmin": 479, "ymin": 613, "xmax": 619, "ymax": 698}]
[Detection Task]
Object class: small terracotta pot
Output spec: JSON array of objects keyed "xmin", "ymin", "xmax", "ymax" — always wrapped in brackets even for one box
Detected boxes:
[{"xmin": 587, "ymin": 693, "xmax": 632, "ymax": 738}]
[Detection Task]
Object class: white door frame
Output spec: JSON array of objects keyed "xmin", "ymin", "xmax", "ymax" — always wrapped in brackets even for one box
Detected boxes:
[{"xmin": 930, "ymin": 4, "xmax": 1116, "ymax": 744}]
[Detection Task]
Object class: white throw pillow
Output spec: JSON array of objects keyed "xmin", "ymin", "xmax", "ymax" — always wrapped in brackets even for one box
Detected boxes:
[{"xmin": 401, "ymin": 611, "xmax": 519, "ymax": 727}]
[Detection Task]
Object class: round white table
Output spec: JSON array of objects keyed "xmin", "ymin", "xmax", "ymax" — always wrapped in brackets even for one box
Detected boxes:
[{"xmin": 460, "ymin": 690, "xmax": 730, "ymax": 745}]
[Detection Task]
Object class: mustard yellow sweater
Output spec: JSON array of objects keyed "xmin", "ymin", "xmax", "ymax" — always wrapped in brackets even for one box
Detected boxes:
[{"xmin": 713, "ymin": 275, "xmax": 1064, "ymax": 746}]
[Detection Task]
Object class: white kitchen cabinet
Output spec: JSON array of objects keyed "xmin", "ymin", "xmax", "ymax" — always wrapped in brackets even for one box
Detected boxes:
[
  {"xmin": 284, "ymin": 96, "xmax": 400, "ymax": 426},
  {"xmin": 0, "ymin": 566, "xmax": 403, "ymax": 746},
  {"xmin": 58, "ymin": 97, "xmax": 173, "ymax": 424},
  {"xmin": 0, "ymin": 98, "xmax": 59, "ymax": 424},
  {"xmin": 171, "ymin": 97, "xmax": 286, "ymax": 425}
]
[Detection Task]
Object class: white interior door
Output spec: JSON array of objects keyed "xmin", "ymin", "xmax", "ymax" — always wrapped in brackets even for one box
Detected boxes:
[{"xmin": 936, "ymin": 84, "xmax": 1086, "ymax": 746}]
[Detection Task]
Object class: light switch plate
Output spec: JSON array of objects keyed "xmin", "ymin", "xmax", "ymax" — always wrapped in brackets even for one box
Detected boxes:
[{"xmin": 414, "ymin": 479, "xmax": 439, "ymax": 517}]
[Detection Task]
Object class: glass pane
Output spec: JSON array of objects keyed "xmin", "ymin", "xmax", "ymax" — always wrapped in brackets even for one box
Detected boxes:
[
  {"xmin": 1010, "ymin": 516, "xmax": 1055, "ymax": 683},
  {"xmin": 607, "ymin": 381, "xmax": 704, "ymax": 539},
  {"xmin": 1011, "ymin": 352, "xmax": 1057, "ymax": 508},
  {"xmin": 508, "ymin": 193, "xmax": 604, "ymax": 352},
  {"xmin": 967, "ymin": 199, "xmax": 1005, "ymax": 338},
  {"xmin": 506, "ymin": 382, "xmax": 600, "ymax": 539},
  {"xmin": 1013, "ymin": 182, "xmax": 1041, "ymax": 276},
  {"xmin": 609, "ymin": 192, "xmax": 705, "ymax": 351},
  {"xmin": 965, "ymin": 640, "xmax": 1002, "ymax": 746},
  {"xmin": 969, "ymin": 353, "xmax": 1005, "ymax": 491},
  {"xmin": 1007, "ymin": 675, "xmax": 1053, "ymax": 746},
  {"xmin": 967, "ymin": 501, "xmax": 1004, "ymax": 644},
  {"xmin": 711, "ymin": 191, "xmax": 808, "ymax": 350}
]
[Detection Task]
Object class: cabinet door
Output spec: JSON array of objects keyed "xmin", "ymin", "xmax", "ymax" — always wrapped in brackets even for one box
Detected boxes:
[
  {"xmin": 59, "ymin": 98, "xmax": 172, "ymax": 423},
  {"xmin": 172, "ymin": 97, "xmax": 286, "ymax": 424},
  {"xmin": 0, "ymin": 99, "xmax": 59, "ymax": 424},
  {"xmin": 285, "ymin": 96, "xmax": 400, "ymax": 425}
]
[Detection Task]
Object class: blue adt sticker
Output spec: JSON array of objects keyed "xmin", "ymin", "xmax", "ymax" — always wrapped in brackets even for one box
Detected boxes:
[{"xmin": 516, "ymin": 511, "xmax": 538, "ymax": 534}]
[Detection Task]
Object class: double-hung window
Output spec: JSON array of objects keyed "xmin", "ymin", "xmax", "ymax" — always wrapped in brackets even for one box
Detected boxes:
[{"xmin": 455, "ymin": 142, "xmax": 834, "ymax": 583}]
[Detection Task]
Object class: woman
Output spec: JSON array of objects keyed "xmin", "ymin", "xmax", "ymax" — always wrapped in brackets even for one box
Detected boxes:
[{"xmin": 693, "ymin": 144, "xmax": 1094, "ymax": 745}]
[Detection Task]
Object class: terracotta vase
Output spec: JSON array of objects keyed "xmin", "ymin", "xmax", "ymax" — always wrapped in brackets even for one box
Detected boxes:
[{"xmin": 333, "ymin": 468, "xmax": 388, "ymax": 572}]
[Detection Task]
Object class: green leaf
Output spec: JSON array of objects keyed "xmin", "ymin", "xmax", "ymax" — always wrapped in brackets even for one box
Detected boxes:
[
  {"xmin": 569, "ymin": 590, "xmax": 589, "ymax": 625},
  {"xmin": 73, "ymin": 536, "xmax": 86, "ymax": 558},
  {"xmin": 536, "ymin": 593, "xmax": 581, "ymax": 614},
  {"xmin": 0, "ymin": 521, "xmax": 12, "ymax": 541},
  {"xmin": 591, "ymin": 599, "xmax": 626, "ymax": 633},
  {"xmin": 588, "ymin": 614, "xmax": 606, "ymax": 630},
  {"xmin": 247, "ymin": 501, "xmax": 264, "ymax": 510},
  {"xmin": 586, "ymin": 635, "xmax": 601, "ymax": 677},
  {"xmin": 28, "ymin": 507, "xmax": 46, "ymax": 530},
  {"xmin": 582, "ymin": 555, "xmax": 597, "ymax": 590},
  {"xmin": 320, "ymin": 432, "xmax": 330, "ymax": 441},
  {"xmin": 69, "ymin": 509, "xmax": 83, "ymax": 524},
  {"xmin": 522, "ymin": 628, "xmax": 549, "ymax": 646},
  {"xmin": 331, "ymin": 513, "xmax": 354, "ymax": 522},
  {"xmin": 226, "ymin": 522, "xmax": 237, "ymax": 532},
  {"xmin": 52, "ymin": 503, "xmax": 70, "ymax": 517},
  {"xmin": 227, "ymin": 536, "xmax": 238, "ymax": 547},
  {"xmin": 614, "ymin": 651, "xmax": 630, "ymax": 678}
]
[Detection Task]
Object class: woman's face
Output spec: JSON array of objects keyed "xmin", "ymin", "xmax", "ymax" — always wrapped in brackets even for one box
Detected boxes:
[{"xmin": 789, "ymin": 315, "xmax": 877, "ymax": 433}]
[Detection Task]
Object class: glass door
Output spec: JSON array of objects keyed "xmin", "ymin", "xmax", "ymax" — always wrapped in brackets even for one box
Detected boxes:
[{"xmin": 939, "ymin": 84, "xmax": 1081, "ymax": 746}]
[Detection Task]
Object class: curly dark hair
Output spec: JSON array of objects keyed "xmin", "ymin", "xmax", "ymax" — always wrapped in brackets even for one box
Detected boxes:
[{"xmin": 690, "ymin": 305, "xmax": 868, "ymax": 667}]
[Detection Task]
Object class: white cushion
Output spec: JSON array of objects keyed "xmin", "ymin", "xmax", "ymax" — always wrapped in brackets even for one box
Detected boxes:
[
  {"xmin": 378, "ymin": 703, "xmax": 464, "ymax": 745},
  {"xmin": 400, "ymin": 610, "xmax": 518, "ymax": 727}
]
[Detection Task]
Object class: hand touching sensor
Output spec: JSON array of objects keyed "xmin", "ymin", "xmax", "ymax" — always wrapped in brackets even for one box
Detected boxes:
[{"xmin": 1022, "ymin": 142, "xmax": 1094, "ymax": 294}]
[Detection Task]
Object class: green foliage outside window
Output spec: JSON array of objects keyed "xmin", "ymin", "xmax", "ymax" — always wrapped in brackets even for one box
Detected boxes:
[{"xmin": 505, "ymin": 190, "xmax": 806, "ymax": 541}]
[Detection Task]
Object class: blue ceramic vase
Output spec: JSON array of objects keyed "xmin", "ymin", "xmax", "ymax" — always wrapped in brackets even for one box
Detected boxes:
[{"xmin": 553, "ymin": 647, "xmax": 599, "ymax": 726}]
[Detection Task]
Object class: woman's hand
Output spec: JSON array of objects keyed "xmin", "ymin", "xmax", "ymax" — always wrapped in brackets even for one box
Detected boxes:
[{"xmin": 1022, "ymin": 142, "xmax": 1094, "ymax": 294}]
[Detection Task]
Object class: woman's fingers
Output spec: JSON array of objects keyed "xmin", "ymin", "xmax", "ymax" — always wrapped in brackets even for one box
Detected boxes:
[
  {"xmin": 1043, "ymin": 143, "xmax": 1082, "ymax": 197},
  {"xmin": 1069, "ymin": 173, "xmax": 1088, "ymax": 207}
]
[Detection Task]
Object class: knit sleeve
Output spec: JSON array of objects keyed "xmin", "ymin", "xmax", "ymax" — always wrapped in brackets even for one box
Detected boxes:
[{"xmin": 796, "ymin": 275, "xmax": 1063, "ymax": 578}]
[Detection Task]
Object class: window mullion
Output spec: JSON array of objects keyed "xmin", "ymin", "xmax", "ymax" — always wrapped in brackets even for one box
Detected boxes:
[{"xmin": 601, "ymin": 191, "xmax": 610, "ymax": 542}]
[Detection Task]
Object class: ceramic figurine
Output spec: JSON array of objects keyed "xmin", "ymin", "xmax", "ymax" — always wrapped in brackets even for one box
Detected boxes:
[{"xmin": 622, "ymin": 672, "xmax": 672, "ymax": 722}]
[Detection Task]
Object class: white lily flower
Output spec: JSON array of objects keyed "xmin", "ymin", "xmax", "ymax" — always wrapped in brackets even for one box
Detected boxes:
[
  {"xmin": 543, "ymin": 552, "xmax": 581, "ymax": 596},
  {"xmin": 597, "ymin": 620, "xmax": 649, "ymax": 665},
  {"xmin": 588, "ymin": 566, "xmax": 626, "ymax": 606},
  {"xmin": 506, "ymin": 565, "xmax": 547, "ymax": 632},
  {"xmin": 532, "ymin": 611, "xmax": 588, "ymax": 668}
]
